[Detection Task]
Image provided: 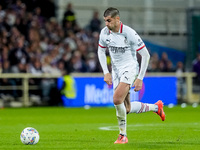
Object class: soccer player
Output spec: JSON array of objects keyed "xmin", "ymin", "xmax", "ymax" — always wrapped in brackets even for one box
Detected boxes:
[{"xmin": 97, "ymin": 7, "xmax": 165, "ymax": 144}]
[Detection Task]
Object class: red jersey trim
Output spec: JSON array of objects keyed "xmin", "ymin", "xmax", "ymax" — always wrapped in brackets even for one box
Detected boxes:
[
  {"xmin": 98, "ymin": 44, "xmax": 107, "ymax": 48},
  {"xmin": 136, "ymin": 45, "xmax": 145, "ymax": 51},
  {"xmin": 120, "ymin": 22, "xmax": 123, "ymax": 33}
]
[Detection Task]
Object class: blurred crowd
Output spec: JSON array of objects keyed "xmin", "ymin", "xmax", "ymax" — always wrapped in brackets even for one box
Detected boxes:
[
  {"xmin": 0, "ymin": 0, "xmax": 102, "ymax": 103},
  {"xmin": 0, "ymin": 0, "xmax": 102, "ymax": 76},
  {"xmin": 0, "ymin": 0, "xmax": 199, "ymax": 104}
]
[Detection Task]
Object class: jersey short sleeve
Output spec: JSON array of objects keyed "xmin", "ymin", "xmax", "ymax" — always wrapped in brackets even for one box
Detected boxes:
[
  {"xmin": 98, "ymin": 27, "xmax": 108, "ymax": 48},
  {"xmin": 127, "ymin": 27, "xmax": 145, "ymax": 52}
]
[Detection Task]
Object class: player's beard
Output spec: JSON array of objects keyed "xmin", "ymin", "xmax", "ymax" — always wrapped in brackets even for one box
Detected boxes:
[
  {"xmin": 107, "ymin": 21, "xmax": 118, "ymax": 32},
  {"xmin": 107, "ymin": 24, "xmax": 116, "ymax": 31},
  {"xmin": 107, "ymin": 25, "xmax": 113, "ymax": 31}
]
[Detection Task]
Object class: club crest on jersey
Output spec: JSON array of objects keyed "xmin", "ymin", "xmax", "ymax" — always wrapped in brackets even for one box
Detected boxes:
[{"xmin": 124, "ymin": 37, "xmax": 128, "ymax": 44}]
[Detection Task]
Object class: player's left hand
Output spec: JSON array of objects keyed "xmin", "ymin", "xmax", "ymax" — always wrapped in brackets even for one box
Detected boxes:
[
  {"xmin": 104, "ymin": 73, "xmax": 112, "ymax": 85},
  {"xmin": 133, "ymin": 79, "xmax": 143, "ymax": 92}
]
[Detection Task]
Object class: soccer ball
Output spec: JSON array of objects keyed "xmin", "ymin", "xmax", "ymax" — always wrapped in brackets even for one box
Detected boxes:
[{"xmin": 20, "ymin": 127, "xmax": 40, "ymax": 145}]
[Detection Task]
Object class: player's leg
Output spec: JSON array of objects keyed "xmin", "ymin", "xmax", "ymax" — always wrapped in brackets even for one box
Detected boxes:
[
  {"xmin": 123, "ymin": 92, "xmax": 165, "ymax": 120},
  {"xmin": 113, "ymin": 82, "xmax": 129, "ymax": 144},
  {"xmin": 121, "ymin": 68, "xmax": 165, "ymax": 121},
  {"xmin": 129, "ymin": 101, "xmax": 158, "ymax": 113},
  {"xmin": 124, "ymin": 92, "xmax": 131, "ymax": 114},
  {"xmin": 128, "ymin": 100, "xmax": 165, "ymax": 121}
]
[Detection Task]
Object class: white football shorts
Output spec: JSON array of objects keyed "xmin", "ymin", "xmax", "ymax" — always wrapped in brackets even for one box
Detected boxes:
[{"xmin": 112, "ymin": 67, "xmax": 139, "ymax": 90}]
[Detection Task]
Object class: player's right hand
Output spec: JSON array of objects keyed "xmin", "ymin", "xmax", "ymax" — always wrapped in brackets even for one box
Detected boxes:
[
  {"xmin": 104, "ymin": 73, "xmax": 112, "ymax": 85},
  {"xmin": 133, "ymin": 78, "xmax": 143, "ymax": 92}
]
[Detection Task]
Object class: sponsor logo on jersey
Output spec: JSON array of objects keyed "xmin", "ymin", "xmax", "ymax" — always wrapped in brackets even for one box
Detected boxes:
[
  {"xmin": 109, "ymin": 46, "xmax": 128, "ymax": 54},
  {"xmin": 137, "ymin": 39, "xmax": 143, "ymax": 47},
  {"xmin": 106, "ymin": 39, "xmax": 111, "ymax": 43}
]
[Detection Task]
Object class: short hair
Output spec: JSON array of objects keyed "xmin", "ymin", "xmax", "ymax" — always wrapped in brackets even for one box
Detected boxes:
[{"xmin": 103, "ymin": 7, "xmax": 119, "ymax": 18}]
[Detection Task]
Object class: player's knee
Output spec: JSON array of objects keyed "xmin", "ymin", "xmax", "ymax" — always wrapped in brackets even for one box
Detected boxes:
[
  {"xmin": 113, "ymin": 96, "xmax": 122, "ymax": 105},
  {"xmin": 113, "ymin": 99, "xmax": 121, "ymax": 105}
]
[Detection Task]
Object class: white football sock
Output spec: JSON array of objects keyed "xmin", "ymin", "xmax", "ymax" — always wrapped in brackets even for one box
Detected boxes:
[
  {"xmin": 129, "ymin": 101, "xmax": 158, "ymax": 114},
  {"xmin": 115, "ymin": 103, "xmax": 127, "ymax": 135}
]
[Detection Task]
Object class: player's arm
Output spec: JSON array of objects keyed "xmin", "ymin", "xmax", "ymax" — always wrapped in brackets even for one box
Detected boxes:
[
  {"xmin": 137, "ymin": 46, "xmax": 150, "ymax": 80},
  {"xmin": 98, "ymin": 45, "xmax": 112, "ymax": 85},
  {"xmin": 133, "ymin": 47, "xmax": 150, "ymax": 91}
]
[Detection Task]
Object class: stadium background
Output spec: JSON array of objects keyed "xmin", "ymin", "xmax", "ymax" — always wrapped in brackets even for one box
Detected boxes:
[
  {"xmin": 0, "ymin": 1, "xmax": 200, "ymax": 149},
  {"xmin": 0, "ymin": 0, "xmax": 200, "ymax": 107}
]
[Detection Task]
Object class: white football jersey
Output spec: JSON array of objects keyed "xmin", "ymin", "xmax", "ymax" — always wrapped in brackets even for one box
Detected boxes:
[{"xmin": 99, "ymin": 22, "xmax": 145, "ymax": 73}]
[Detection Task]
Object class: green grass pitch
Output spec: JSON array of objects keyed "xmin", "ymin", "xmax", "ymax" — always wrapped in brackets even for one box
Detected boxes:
[{"xmin": 0, "ymin": 105, "xmax": 200, "ymax": 150}]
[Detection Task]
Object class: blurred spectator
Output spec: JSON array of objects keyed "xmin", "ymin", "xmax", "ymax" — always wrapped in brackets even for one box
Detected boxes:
[
  {"xmin": 86, "ymin": 52, "xmax": 98, "ymax": 72},
  {"xmin": 160, "ymin": 52, "xmax": 169, "ymax": 71},
  {"xmin": 28, "ymin": 58, "xmax": 42, "ymax": 98},
  {"xmin": 28, "ymin": 27, "xmax": 40, "ymax": 43},
  {"xmin": 11, "ymin": 62, "xmax": 27, "ymax": 74},
  {"xmin": 166, "ymin": 60, "xmax": 175, "ymax": 72},
  {"xmin": 8, "ymin": 36, "xmax": 30, "ymax": 67},
  {"xmin": 192, "ymin": 53, "xmax": 200, "ymax": 84},
  {"xmin": 148, "ymin": 61, "xmax": 159, "ymax": 72},
  {"xmin": 148, "ymin": 52, "xmax": 159, "ymax": 71},
  {"xmin": 0, "ymin": 4, "xmax": 6, "ymax": 19},
  {"xmin": 0, "ymin": 60, "xmax": 17, "ymax": 98},
  {"xmin": 41, "ymin": 56, "xmax": 60, "ymax": 103},
  {"xmin": 10, "ymin": 62, "xmax": 27, "ymax": 85},
  {"xmin": 176, "ymin": 61, "xmax": 186, "ymax": 102},
  {"xmin": 62, "ymin": 3, "xmax": 76, "ymax": 31},
  {"xmin": 1, "ymin": 45, "xmax": 9, "ymax": 63},
  {"xmin": 57, "ymin": 60, "xmax": 66, "ymax": 75},
  {"xmin": 78, "ymin": 43, "xmax": 88, "ymax": 61},
  {"xmin": 9, "ymin": 62, "xmax": 27, "ymax": 98},
  {"xmin": 12, "ymin": 0, "xmax": 26, "ymax": 16},
  {"xmin": 42, "ymin": 55, "xmax": 54, "ymax": 73},
  {"xmin": 28, "ymin": 58, "xmax": 42, "ymax": 81},
  {"xmin": 157, "ymin": 61, "xmax": 165, "ymax": 72},
  {"xmin": 39, "ymin": 36, "xmax": 49, "ymax": 52},
  {"xmin": 14, "ymin": 14, "xmax": 27, "ymax": 36},
  {"xmin": 76, "ymin": 29, "xmax": 90, "ymax": 43},
  {"xmin": 57, "ymin": 70, "xmax": 77, "ymax": 106},
  {"xmin": 2, "ymin": 60, "xmax": 12, "ymax": 73},
  {"xmin": 89, "ymin": 31, "xmax": 100, "ymax": 52},
  {"xmin": 33, "ymin": 7, "xmax": 45, "ymax": 26},
  {"xmin": 89, "ymin": 10, "xmax": 101, "ymax": 33},
  {"xmin": 68, "ymin": 50, "xmax": 88, "ymax": 72},
  {"xmin": 63, "ymin": 30, "xmax": 77, "ymax": 51},
  {"xmin": 5, "ymin": 7, "xmax": 16, "ymax": 27}
]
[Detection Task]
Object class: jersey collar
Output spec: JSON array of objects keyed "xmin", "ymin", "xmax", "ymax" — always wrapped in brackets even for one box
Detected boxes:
[{"xmin": 119, "ymin": 22, "xmax": 123, "ymax": 33}]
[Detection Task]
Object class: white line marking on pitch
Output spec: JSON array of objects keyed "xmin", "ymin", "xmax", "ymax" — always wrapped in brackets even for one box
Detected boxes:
[
  {"xmin": 99, "ymin": 124, "xmax": 161, "ymax": 131},
  {"xmin": 99, "ymin": 123, "xmax": 200, "ymax": 131}
]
